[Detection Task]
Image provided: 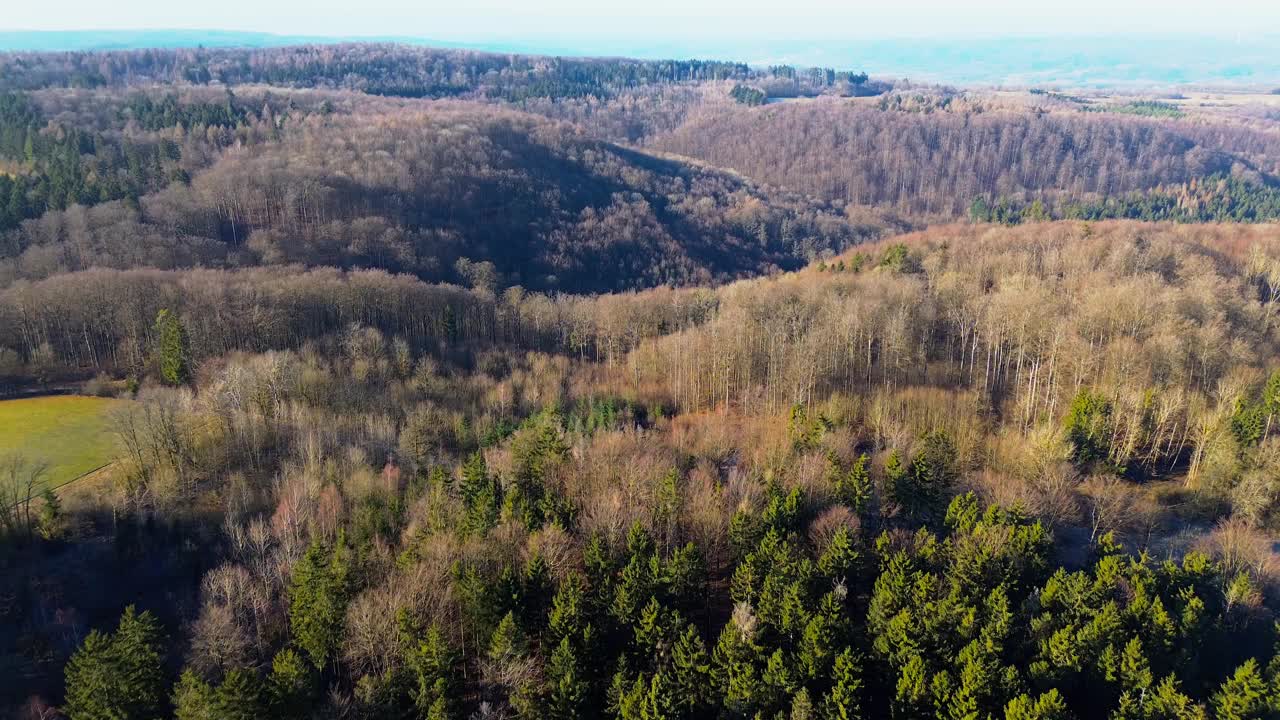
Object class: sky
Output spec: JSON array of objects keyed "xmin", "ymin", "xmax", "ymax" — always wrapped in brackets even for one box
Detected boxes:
[{"xmin": 4, "ymin": 0, "xmax": 1280, "ymax": 40}]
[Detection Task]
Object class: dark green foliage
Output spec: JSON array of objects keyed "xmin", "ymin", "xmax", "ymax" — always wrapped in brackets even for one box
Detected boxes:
[
  {"xmin": 1084, "ymin": 100, "xmax": 1185, "ymax": 119},
  {"xmin": 288, "ymin": 532, "xmax": 353, "ymax": 669},
  {"xmin": 266, "ymin": 648, "xmax": 316, "ymax": 719},
  {"xmin": 405, "ymin": 625, "xmax": 461, "ymax": 718},
  {"xmin": 505, "ymin": 410, "xmax": 571, "ymax": 529},
  {"xmin": 123, "ymin": 92, "xmax": 248, "ymax": 131},
  {"xmin": 831, "ymin": 452, "xmax": 872, "ymax": 514},
  {"xmin": 1232, "ymin": 399, "xmax": 1268, "ymax": 448},
  {"xmin": 788, "ymin": 404, "xmax": 832, "ymax": 450},
  {"xmin": 981, "ymin": 174, "xmax": 1280, "ymax": 225},
  {"xmin": 547, "ymin": 636, "xmax": 589, "ymax": 719},
  {"xmin": 730, "ymin": 84, "xmax": 767, "ymax": 106},
  {"xmin": 460, "ymin": 451, "xmax": 501, "ymax": 535},
  {"xmin": 64, "ymin": 606, "xmax": 166, "ymax": 720},
  {"xmin": 37, "ymin": 487, "xmax": 64, "ymax": 541},
  {"xmin": 173, "ymin": 670, "xmax": 217, "ymax": 720},
  {"xmin": 1211, "ymin": 659, "xmax": 1275, "ymax": 720},
  {"xmin": 878, "ymin": 243, "xmax": 919, "ymax": 273},
  {"xmin": 969, "ymin": 197, "xmax": 993, "ymax": 223},
  {"xmin": 153, "ymin": 309, "xmax": 191, "ymax": 386},
  {"xmin": 0, "ymin": 92, "xmax": 179, "ymax": 232},
  {"xmin": 889, "ymin": 430, "xmax": 958, "ymax": 521},
  {"xmin": 1004, "ymin": 690, "xmax": 1070, "ymax": 720},
  {"xmin": 824, "ymin": 648, "xmax": 864, "ymax": 719},
  {"xmin": 1064, "ymin": 388, "xmax": 1113, "ymax": 467}
]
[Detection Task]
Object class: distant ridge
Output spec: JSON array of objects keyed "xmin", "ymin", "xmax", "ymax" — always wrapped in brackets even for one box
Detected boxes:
[{"xmin": 1, "ymin": 29, "xmax": 1279, "ymax": 87}]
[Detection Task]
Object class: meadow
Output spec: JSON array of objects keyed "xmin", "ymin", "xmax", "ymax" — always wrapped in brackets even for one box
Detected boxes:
[{"xmin": 0, "ymin": 394, "xmax": 129, "ymax": 491}]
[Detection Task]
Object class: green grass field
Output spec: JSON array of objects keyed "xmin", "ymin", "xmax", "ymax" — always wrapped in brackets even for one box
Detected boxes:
[{"xmin": 0, "ymin": 395, "xmax": 131, "ymax": 490}]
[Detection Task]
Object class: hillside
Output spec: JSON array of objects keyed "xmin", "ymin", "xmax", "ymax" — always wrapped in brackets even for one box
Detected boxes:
[
  {"xmin": 9, "ymin": 221, "xmax": 1280, "ymax": 718},
  {"xmin": 0, "ymin": 93, "xmax": 881, "ymax": 293},
  {"xmin": 8, "ymin": 40, "xmax": 1280, "ymax": 720},
  {"xmin": 651, "ymin": 97, "xmax": 1280, "ymax": 218}
]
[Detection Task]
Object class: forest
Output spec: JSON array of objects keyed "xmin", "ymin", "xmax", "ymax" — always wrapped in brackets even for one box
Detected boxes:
[{"xmin": 4, "ymin": 41, "xmax": 1280, "ymax": 720}]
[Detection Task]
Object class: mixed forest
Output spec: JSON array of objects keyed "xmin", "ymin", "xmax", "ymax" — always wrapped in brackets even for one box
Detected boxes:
[{"xmin": 4, "ymin": 42, "xmax": 1280, "ymax": 720}]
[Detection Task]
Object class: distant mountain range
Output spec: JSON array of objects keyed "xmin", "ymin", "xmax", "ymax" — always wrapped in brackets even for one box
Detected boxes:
[{"xmin": 1, "ymin": 29, "xmax": 1278, "ymax": 88}]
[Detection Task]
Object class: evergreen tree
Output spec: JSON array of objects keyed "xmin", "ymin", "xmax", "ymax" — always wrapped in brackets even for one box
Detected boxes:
[
  {"xmin": 824, "ymin": 648, "xmax": 863, "ymax": 720},
  {"xmin": 267, "ymin": 648, "xmax": 316, "ymax": 719},
  {"xmin": 670, "ymin": 624, "xmax": 711, "ymax": 714},
  {"xmin": 210, "ymin": 668, "xmax": 266, "ymax": 720},
  {"xmin": 834, "ymin": 453, "xmax": 872, "ymax": 514},
  {"xmin": 713, "ymin": 604, "xmax": 766, "ymax": 716},
  {"xmin": 37, "ymin": 486, "xmax": 64, "ymax": 541},
  {"xmin": 1211, "ymin": 659, "xmax": 1274, "ymax": 720},
  {"xmin": 64, "ymin": 606, "xmax": 166, "ymax": 720},
  {"xmin": 64, "ymin": 631, "xmax": 122, "ymax": 720},
  {"xmin": 460, "ymin": 451, "xmax": 501, "ymax": 535},
  {"xmin": 547, "ymin": 637, "xmax": 588, "ymax": 719},
  {"xmin": 407, "ymin": 624, "xmax": 461, "ymax": 718},
  {"xmin": 153, "ymin": 308, "xmax": 191, "ymax": 386},
  {"xmin": 173, "ymin": 670, "xmax": 217, "ymax": 720},
  {"xmin": 288, "ymin": 533, "xmax": 352, "ymax": 668},
  {"xmin": 1004, "ymin": 690, "xmax": 1069, "ymax": 720}
]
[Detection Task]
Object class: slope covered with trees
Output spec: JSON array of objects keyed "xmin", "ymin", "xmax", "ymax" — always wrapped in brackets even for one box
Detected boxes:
[
  {"xmin": 0, "ymin": 93, "xmax": 879, "ymax": 292},
  {"xmin": 652, "ymin": 99, "xmax": 1280, "ymax": 219},
  {"xmin": 7, "ymin": 221, "xmax": 1280, "ymax": 718},
  {"xmin": 6, "ymin": 41, "xmax": 1280, "ymax": 720}
]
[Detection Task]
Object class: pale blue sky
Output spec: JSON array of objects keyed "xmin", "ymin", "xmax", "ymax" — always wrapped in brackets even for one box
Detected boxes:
[{"xmin": 5, "ymin": 0, "xmax": 1279, "ymax": 39}]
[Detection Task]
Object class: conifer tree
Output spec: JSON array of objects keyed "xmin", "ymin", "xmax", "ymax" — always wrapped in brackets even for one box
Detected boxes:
[
  {"xmin": 267, "ymin": 648, "xmax": 316, "ymax": 719},
  {"xmin": 288, "ymin": 533, "xmax": 352, "ymax": 668},
  {"xmin": 1212, "ymin": 660, "xmax": 1273, "ymax": 720},
  {"xmin": 64, "ymin": 606, "xmax": 166, "ymax": 720},
  {"xmin": 407, "ymin": 625, "xmax": 461, "ymax": 718},
  {"xmin": 153, "ymin": 308, "xmax": 191, "ymax": 386}
]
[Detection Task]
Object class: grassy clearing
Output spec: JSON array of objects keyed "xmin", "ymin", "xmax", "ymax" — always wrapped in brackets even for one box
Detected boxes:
[{"xmin": 0, "ymin": 395, "xmax": 131, "ymax": 491}]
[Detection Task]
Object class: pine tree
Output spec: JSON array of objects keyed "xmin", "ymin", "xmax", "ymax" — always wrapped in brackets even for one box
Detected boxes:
[
  {"xmin": 110, "ymin": 606, "xmax": 167, "ymax": 718},
  {"xmin": 211, "ymin": 668, "xmax": 266, "ymax": 720},
  {"xmin": 547, "ymin": 637, "xmax": 588, "ymax": 720},
  {"xmin": 153, "ymin": 308, "xmax": 191, "ymax": 386},
  {"xmin": 460, "ymin": 451, "xmax": 500, "ymax": 535},
  {"xmin": 834, "ymin": 453, "xmax": 872, "ymax": 513},
  {"xmin": 824, "ymin": 648, "xmax": 863, "ymax": 720},
  {"xmin": 267, "ymin": 648, "xmax": 315, "ymax": 719},
  {"xmin": 713, "ymin": 603, "xmax": 765, "ymax": 716},
  {"xmin": 288, "ymin": 534, "xmax": 352, "ymax": 668},
  {"xmin": 37, "ymin": 487, "xmax": 64, "ymax": 540},
  {"xmin": 407, "ymin": 625, "xmax": 460, "ymax": 718},
  {"xmin": 173, "ymin": 669, "xmax": 217, "ymax": 720},
  {"xmin": 670, "ymin": 624, "xmax": 711, "ymax": 714},
  {"xmin": 549, "ymin": 573, "xmax": 588, "ymax": 643},
  {"xmin": 1212, "ymin": 659, "xmax": 1273, "ymax": 720},
  {"xmin": 64, "ymin": 631, "xmax": 121, "ymax": 720},
  {"xmin": 1004, "ymin": 690, "xmax": 1069, "ymax": 720},
  {"xmin": 817, "ymin": 528, "xmax": 859, "ymax": 582},
  {"xmin": 64, "ymin": 606, "xmax": 166, "ymax": 720},
  {"xmin": 489, "ymin": 611, "xmax": 527, "ymax": 665}
]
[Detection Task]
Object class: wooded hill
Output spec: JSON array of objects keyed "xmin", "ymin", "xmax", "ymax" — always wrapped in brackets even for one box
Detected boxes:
[
  {"xmin": 0, "ymin": 90, "xmax": 881, "ymax": 292},
  {"xmin": 653, "ymin": 99, "xmax": 1280, "ymax": 219},
  {"xmin": 5, "ymin": 43, "xmax": 1280, "ymax": 719},
  {"xmin": 9, "ymin": 221, "xmax": 1280, "ymax": 719}
]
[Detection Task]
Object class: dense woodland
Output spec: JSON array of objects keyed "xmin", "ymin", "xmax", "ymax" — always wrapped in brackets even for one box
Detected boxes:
[
  {"xmin": 4, "ymin": 42, "xmax": 1280, "ymax": 720},
  {"xmin": 654, "ymin": 100, "xmax": 1280, "ymax": 219}
]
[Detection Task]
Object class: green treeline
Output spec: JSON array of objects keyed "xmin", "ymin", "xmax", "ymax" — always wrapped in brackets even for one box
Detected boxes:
[
  {"xmin": 61, "ymin": 482, "xmax": 1280, "ymax": 719},
  {"xmin": 0, "ymin": 92, "xmax": 191, "ymax": 231},
  {"xmin": 969, "ymin": 174, "xmax": 1280, "ymax": 225},
  {"xmin": 730, "ymin": 85, "xmax": 767, "ymax": 106}
]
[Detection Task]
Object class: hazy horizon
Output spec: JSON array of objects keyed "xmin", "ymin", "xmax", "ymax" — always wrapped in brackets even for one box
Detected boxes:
[{"xmin": 2, "ymin": 28, "xmax": 1278, "ymax": 88}]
